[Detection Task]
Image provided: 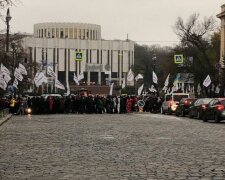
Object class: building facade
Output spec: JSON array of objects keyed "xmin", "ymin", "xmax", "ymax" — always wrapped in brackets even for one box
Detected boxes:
[
  {"xmin": 217, "ymin": 4, "xmax": 225, "ymax": 65},
  {"xmin": 23, "ymin": 22, "xmax": 134, "ymax": 93}
]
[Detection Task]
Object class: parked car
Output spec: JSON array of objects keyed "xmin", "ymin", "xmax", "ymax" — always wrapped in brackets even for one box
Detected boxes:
[
  {"xmin": 161, "ymin": 93, "xmax": 190, "ymax": 115},
  {"xmin": 175, "ymin": 98, "xmax": 196, "ymax": 117},
  {"xmin": 202, "ymin": 98, "xmax": 225, "ymax": 123},
  {"xmin": 189, "ymin": 98, "xmax": 212, "ymax": 119}
]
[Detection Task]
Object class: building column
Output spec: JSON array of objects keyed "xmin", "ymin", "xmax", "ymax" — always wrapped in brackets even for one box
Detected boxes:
[
  {"xmin": 87, "ymin": 71, "xmax": 90, "ymax": 85},
  {"xmin": 98, "ymin": 71, "xmax": 101, "ymax": 85}
]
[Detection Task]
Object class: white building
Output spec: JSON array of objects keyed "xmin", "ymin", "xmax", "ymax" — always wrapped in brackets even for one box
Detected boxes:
[{"xmin": 23, "ymin": 22, "xmax": 134, "ymax": 93}]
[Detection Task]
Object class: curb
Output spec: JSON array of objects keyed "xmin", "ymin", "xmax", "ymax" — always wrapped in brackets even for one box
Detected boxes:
[{"xmin": 0, "ymin": 114, "xmax": 13, "ymax": 126}]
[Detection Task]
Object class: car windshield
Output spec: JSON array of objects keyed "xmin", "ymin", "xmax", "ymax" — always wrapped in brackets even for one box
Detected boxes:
[
  {"xmin": 200, "ymin": 98, "xmax": 212, "ymax": 104},
  {"xmin": 173, "ymin": 95, "xmax": 189, "ymax": 102}
]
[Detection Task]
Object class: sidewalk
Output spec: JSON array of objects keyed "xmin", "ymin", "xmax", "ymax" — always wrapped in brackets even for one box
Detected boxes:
[{"xmin": 0, "ymin": 114, "xmax": 13, "ymax": 126}]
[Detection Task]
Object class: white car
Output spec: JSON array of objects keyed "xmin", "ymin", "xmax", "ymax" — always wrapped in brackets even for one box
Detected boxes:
[{"xmin": 161, "ymin": 93, "xmax": 190, "ymax": 114}]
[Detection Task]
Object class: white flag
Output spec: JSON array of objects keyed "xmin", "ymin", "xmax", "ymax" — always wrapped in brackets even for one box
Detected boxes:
[
  {"xmin": 55, "ymin": 79, "xmax": 65, "ymax": 90},
  {"xmin": 13, "ymin": 79, "xmax": 18, "ymax": 89},
  {"xmin": 122, "ymin": 78, "xmax": 126, "ymax": 89},
  {"xmin": 19, "ymin": 63, "xmax": 27, "ymax": 75},
  {"xmin": 73, "ymin": 73, "xmax": 80, "ymax": 85},
  {"xmin": 1, "ymin": 64, "xmax": 10, "ymax": 75},
  {"xmin": 215, "ymin": 85, "xmax": 220, "ymax": 94},
  {"xmin": 3, "ymin": 73, "xmax": 11, "ymax": 84},
  {"xmin": 0, "ymin": 77, "xmax": 7, "ymax": 90},
  {"xmin": 127, "ymin": 69, "xmax": 134, "ymax": 82},
  {"xmin": 109, "ymin": 82, "xmax": 114, "ymax": 95},
  {"xmin": 152, "ymin": 71, "xmax": 158, "ymax": 84},
  {"xmin": 203, "ymin": 75, "xmax": 211, "ymax": 87},
  {"xmin": 164, "ymin": 74, "xmax": 170, "ymax": 87},
  {"xmin": 14, "ymin": 68, "xmax": 23, "ymax": 81},
  {"xmin": 138, "ymin": 84, "xmax": 144, "ymax": 95},
  {"xmin": 135, "ymin": 74, "xmax": 143, "ymax": 81},
  {"xmin": 47, "ymin": 66, "xmax": 56, "ymax": 78},
  {"xmin": 35, "ymin": 72, "xmax": 47, "ymax": 87},
  {"xmin": 149, "ymin": 85, "xmax": 157, "ymax": 92},
  {"xmin": 78, "ymin": 71, "xmax": 84, "ymax": 81}
]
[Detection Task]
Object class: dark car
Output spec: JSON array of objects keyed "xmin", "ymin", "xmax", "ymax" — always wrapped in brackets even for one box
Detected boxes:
[
  {"xmin": 189, "ymin": 98, "xmax": 212, "ymax": 119},
  {"xmin": 202, "ymin": 98, "xmax": 225, "ymax": 123},
  {"xmin": 175, "ymin": 98, "xmax": 196, "ymax": 117}
]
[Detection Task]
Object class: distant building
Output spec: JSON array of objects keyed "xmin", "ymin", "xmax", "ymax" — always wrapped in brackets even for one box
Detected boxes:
[
  {"xmin": 217, "ymin": 4, "xmax": 225, "ymax": 65},
  {"xmin": 23, "ymin": 22, "xmax": 134, "ymax": 94}
]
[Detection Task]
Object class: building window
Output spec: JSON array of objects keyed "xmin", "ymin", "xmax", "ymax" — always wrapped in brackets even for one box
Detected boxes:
[
  {"xmin": 90, "ymin": 30, "xmax": 92, "ymax": 40},
  {"xmin": 69, "ymin": 28, "xmax": 73, "ymax": 38},
  {"xmin": 93, "ymin": 30, "xmax": 95, "ymax": 40},
  {"xmin": 44, "ymin": 29, "xmax": 47, "ymax": 38},
  {"xmin": 87, "ymin": 30, "xmax": 89, "ymax": 39},
  {"xmin": 56, "ymin": 28, "xmax": 59, "ymax": 38},
  {"xmin": 41, "ymin": 29, "xmax": 43, "ymax": 38},
  {"xmin": 86, "ymin": 49, "xmax": 89, "ymax": 63},
  {"xmin": 52, "ymin": 28, "xmax": 55, "ymax": 38},
  {"xmin": 74, "ymin": 29, "xmax": 77, "ymax": 39},
  {"xmin": 60, "ymin": 28, "xmax": 64, "ymax": 38},
  {"xmin": 82, "ymin": 29, "xmax": 85, "ymax": 39},
  {"xmin": 97, "ymin": 50, "xmax": 99, "ymax": 64},
  {"xmin": 78, "ymin": 29, "xmax": 81, "ymax": 39},
  {"xmin": 65, "ymin": 28, "xmax": 69, "ymax": 38}
]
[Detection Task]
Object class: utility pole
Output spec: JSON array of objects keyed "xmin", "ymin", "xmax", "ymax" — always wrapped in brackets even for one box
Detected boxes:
[{"xmin": 5, "ymin": 8, "xmax": 12, "ymax": 66}]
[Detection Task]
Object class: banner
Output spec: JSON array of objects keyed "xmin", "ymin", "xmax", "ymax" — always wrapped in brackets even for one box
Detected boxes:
[
  {"xmin": 127, "ymin": 69, "xmax": 134, "ymax": 82},
  {"xmin": 55, "ymin": 79, "xmax": 65, "ymax": 90},
  {"xmin": 47, "ymin": 66, "xmax": 56, "ymax": 78},
  {"xmin": 19, "ymin": 63, "xmax": 27, "ymax": 75},
  {"xmin": 203, "ymin": 75, "xmax": 211, "ymax": 87},
  {"xmin": 109, "ymin": 82, "xmax": 114, "ymax": 95},
  {"xmin": 73, "ymin": 73, "xmax": 80, "ymax": 85},
  {"xmin": 152, "ymin": 71, "xmax": 158, "ymax": 84},
  {"xmin": 138, "ymin": 84, "xmax": 144, "ymax": 95},
  {"xmin": 14, "ymin": 68, "xmax": 23, "ymax": 81},
  {"xmin": 135, "ymin": 74, "xmax": 143, "ymax": 81}
]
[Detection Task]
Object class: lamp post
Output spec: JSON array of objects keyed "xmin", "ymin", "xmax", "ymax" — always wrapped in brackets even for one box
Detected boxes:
[
  {"xmin": 152, "ymin": 54, "xmax": 156, "ymax": 72},
  {"xmin": 5, "ymin": 8, "xmax": 12, "ymax": 66}
]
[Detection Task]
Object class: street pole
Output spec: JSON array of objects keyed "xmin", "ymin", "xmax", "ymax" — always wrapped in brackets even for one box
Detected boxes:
[{"xmin": 5, "ymin": 8, "xmax": 12, "ymax": 66}]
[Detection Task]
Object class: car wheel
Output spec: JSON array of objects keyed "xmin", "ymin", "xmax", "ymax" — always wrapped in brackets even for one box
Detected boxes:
[
  {"xmin": 214, "ymin": 113, "xmax": 220, "ymax": 123},
  {"xmin": 202, "ymin": 113, "xmax": 207, "ymax": 122},
  {"xmin": 161, "ymin": 107, "xmax": 165, "ymax": 114}
]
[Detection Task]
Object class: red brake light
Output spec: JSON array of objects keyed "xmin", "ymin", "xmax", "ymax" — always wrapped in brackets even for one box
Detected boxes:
[
  {"xmin": 184, "ymin": 100, "xmax": 188, "ymax": 105},
  {"xmin": 169, "ymin": 100, "xmax": 173, "ymax": 106},
  {"xmin": 217, "ymin": 105, "xmax": 224, "ymax": 111}
]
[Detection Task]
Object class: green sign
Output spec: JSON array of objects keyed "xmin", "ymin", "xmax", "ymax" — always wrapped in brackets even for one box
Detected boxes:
[
  {"xmin": 174, "ymin": 54, "xmax": 184, "ymax": 64},
  {"xmin": 75, "ymin": 52, "xmax": 83, "ymax": 61}
]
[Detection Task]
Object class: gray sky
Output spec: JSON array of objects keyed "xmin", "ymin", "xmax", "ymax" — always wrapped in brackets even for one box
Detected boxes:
[{"xmin": 6, "ymin": 0, "xmax": 225, "ymax": 46}]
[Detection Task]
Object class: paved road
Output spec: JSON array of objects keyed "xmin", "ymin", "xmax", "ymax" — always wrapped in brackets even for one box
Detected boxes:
[{"xmin": 0, "ymin": 113, "xmax": 225, "ymax": 179}]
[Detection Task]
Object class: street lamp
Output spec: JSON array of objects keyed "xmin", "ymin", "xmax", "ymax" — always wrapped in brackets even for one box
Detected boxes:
[
  {"xmin": 152, "ymin": 54, "xmax": 156, "ymax": 71},
  {"xmin": 5, "ymin": 8, "xmax": 12, "ymax": 66}
]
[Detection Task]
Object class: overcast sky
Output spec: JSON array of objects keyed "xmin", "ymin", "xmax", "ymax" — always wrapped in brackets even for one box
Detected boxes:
[{"xmin": 6, "ymin": 0, "xmax": 225, "ymax": 46}]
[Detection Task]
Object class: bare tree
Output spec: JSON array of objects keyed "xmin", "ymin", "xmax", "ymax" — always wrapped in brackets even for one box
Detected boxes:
[{"xmin": 174, "ymin": 13, "xmax": 217, "ymax": 71}]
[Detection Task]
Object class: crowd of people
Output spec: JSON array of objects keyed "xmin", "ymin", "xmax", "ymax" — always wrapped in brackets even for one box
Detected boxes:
[{"xmin": 0, "ymin": 94, "xmax": 163, "ymax": 115}]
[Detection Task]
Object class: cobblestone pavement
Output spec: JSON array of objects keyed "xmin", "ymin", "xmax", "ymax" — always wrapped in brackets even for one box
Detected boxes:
[{"xmin": 1, "ymin": 113, "xmax": 225, "ymax": 179}]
